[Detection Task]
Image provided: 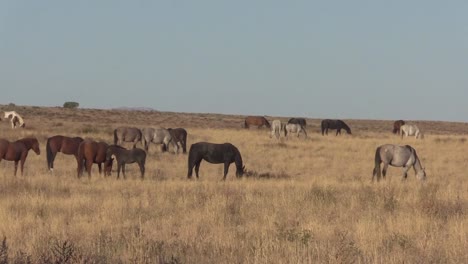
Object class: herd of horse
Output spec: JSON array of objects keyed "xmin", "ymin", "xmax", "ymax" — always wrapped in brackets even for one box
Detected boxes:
[{"xmin": 0, "ymin": 111, "xmax": 426, "ymax": 181}]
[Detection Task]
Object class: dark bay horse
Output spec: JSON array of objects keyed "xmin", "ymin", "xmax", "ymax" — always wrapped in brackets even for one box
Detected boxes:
[
  {"xmin": 46, "ymin": 135, "xmax": 84, "ymax": 171},
  {"xmin": 77, "ymin": 140, "xmax": 112, "ymax": 178},
  {"xmin": 168, "ymin": 128, "xmax": 188, "ymax": 153},
  {"xmin": 187, "ymin": 142, "xmax": 245, "ymax": 180},
  {"xmin": 114, "ymin": 127, "xmax": 142, "ymax": 148},
  {"xmin": 0, "ymin": 137, "xmax": 40, "ymax": 176},
  {"xmin": 373, "ymin": 144, "xmax": 426, "ymax": 182},
  {"xmin": 321, "ymin": 119, "xmax": 352, "ymax": 136},
  {"xmin": 244, "ymin": 116, "xmax": 271, "ymax": 129},
  {"xmin": 288, "ymin": 118, "xmax": 307, "ymax": 127},
  {"xmin": 105, "ymin": 145, "xmax": 146, "ymax": 179},
  {"xmin": 393, "ymin": 120, "xmax": 405, "ymax": 135}
]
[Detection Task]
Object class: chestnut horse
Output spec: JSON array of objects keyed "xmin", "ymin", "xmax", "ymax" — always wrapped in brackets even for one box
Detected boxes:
[
  {"xmin": 244, "ymin": 116, "xmax": 271, "ymax": 129},
  {"xmin": 393, "ymin": 120, "xmax": 405, "ymax": 135},
  {"xmin": 46, "ymin": 135, "xmax": 84, "ymax": 171},
  {"xmin": 0, "ymin": 137, "xmax": 40, "ymax": 176},
  {"xmin": 77, "ymin": 140, "xmax": 112, "ymax": 178}
]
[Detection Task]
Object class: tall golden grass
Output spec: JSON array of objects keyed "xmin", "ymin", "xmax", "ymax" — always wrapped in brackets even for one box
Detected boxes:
[{"xmin": 0, "ymin": 106, "xmax": 466, "ymax": 263}]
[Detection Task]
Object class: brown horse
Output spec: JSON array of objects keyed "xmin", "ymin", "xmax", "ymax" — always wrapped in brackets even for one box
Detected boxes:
[
  {"xmin": 244, "ymin": 116, "xmax": 271, "ymax": 129},
  {"xmin": 77, "ymin": 140, "xmax": 112, "ymax": 178},
  {"xmin": 46, "ymin": 135, "xmax": 84, "ymax": 171},
  {"xmin": 393, "ymin": 120, "xmax": 405, "ymax": 135},
  {"xmin": 0, "ymin": 137, "xmax": 40, "ymax": 176}
]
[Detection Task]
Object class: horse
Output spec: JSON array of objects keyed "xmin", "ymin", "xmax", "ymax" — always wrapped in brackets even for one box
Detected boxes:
[
  {"xmin": 104, "ymin": 145, "xmax": 146, "ymax": 179},
  {"xmin": 400, "ymin": 124, "xmax": 424, "ymax": 139},
  {"xmin": 270, "ymin": 120, "xmax": 285, "ymax": 139},
  {"xmin": 77, "ymin": 140, "xmax": 112, "ymax": 178},
  {"xmin": 4, "ymin": 111, "xmax": 25, "ymax": 128},
  {"xmin": 187, "ymin": 142, "xmax": 245, "ymax": 180},
  {"xmin": 46, "ymin": 135, "xmax": 84, "ymax": 171},
  {"xmin": 288, "ymin": 118, "xmax": 307, "ymax": 127},
  {"xmin": 372, "ymin": 144, "xmax": 426, "ymax": 182},
  {"xmin": 168, "ymin": 128, "xmax": 188, "ymax": 153},
  {"xmin": 321, "ymin": 119, "xmax": 352, "ymax": 136},
  {"xmin": 393, "ymin": 120, "xmax": 405, "ymax": 134},
  {"xmin": 142, "ymin": 127, "xmax": 179, "ymax": 153},
  {"xmin": 285, "ymin": 123, "xmax": 307, "ymax": 139},
  {"xmin": 113, "ymin": 127, "xmax": 142, "ymax": 148},
  {"xmin": 0, "ymin": 137, "xmax": 40, "ymax": 176},
  {"xmin": 244, "ymin": 116, "xmax": 271, "ymax": 129}
]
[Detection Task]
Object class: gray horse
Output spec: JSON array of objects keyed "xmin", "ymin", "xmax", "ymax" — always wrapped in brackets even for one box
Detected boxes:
[
  {"xmin": 270, "ymin": 120, "xmax": 285, "ymax": 139},
  {"xmin": 113, "ymin": 127, "xmax": 142, "ymax": 148},
  {"xmin": 372, "ymin": 144, "xmax": 426, "ymax": 182},
  {"xmin": 142, "ymin": 127, "xmax": 179, "ymax": 153},
  {"xmin": 285, "ymin": 123, "xmax": 307, "ymax": 139}
]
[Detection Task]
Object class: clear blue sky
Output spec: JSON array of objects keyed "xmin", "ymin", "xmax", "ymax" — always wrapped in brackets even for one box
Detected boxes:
[{"xmin": 1, "ymin": 1, "xmax": 467, "ymax": 121}]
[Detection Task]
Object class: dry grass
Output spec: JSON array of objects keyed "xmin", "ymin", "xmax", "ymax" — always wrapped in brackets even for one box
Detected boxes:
[{"xmin": 0, "ymin": 105, "xmax": 467, "ymax": 263}]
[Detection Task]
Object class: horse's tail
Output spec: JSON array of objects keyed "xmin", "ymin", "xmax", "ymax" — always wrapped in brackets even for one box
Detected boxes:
[
  {"xmin": 113, "ymin": 129, "xmax": 118, "ymax": 145},
  {"xmin": 244, "ymin": 120, "xmax": 248, "ymax": 129},
  {"xmin": 372, "ymin": 146, "xmax": 382, "ymax": 181},
  {"xmin": 46, "ymin": 138, "xmax": 53, "ymax": 170}
]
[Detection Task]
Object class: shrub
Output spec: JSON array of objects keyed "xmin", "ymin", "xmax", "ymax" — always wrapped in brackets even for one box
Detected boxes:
[{"xmin": 63, "ymin": 102, "xmax": 79, "ymax": 109}]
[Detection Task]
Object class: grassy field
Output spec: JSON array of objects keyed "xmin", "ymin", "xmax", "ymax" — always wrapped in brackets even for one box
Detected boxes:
[{"xmin": 0, "ymin": 105, "xmax": 467, "ymax": 263}]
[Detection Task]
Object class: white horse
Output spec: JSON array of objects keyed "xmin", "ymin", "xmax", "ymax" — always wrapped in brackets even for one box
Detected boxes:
[
  {"xmin": 373, "ymin": 144, "xmax": 426, "ymax": 181},
  {"xmin": 285, "ymin": 123, "xmax": 307, "ymax": 139},
  {"xmin": 270, "ymin": 120, "xmax": 285, "ymax": 139},
  {"xmin": 4, "ymin": 111, "xmax": 25, "ymax": 128},
  {"xmin": 142, "ymin": 127, "xmax": 179, "ymax": 153},
  {"xmin": 400, "ymin": 124, "xmax": 424, "ymax": 139}
]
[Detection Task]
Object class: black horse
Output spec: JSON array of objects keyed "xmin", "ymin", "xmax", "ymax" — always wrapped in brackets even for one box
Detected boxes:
[
  {"xmin": 168, "ymin": 128, "xmax": 188, "ymax": 153},
  {"xmin": 187, "ymin": 142, "xmax": 245, "ymax": 180},
  {"xmin": 288, "ymin": 118, "xmax": 307, "ymax": 127},
  {"xmin": 105, "ymin": 145, "xmax": 146, "ymax": 179},
  {"xmin": 321, "ymin": 119, "xmax": 352, "ymax": 136}
]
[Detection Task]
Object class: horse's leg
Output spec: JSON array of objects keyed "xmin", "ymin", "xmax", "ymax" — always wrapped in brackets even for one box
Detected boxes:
[
  {"xmin": 98, "ymin": 163, "xmax": 102, "ymax": 175},
  {"xmin": 49, "ymin": 151, "xmax": 58, "ymax": 171},
  {"xmin": 402, "ymin": 166, "xmax": 410, "ymax": 181},
  {"xmin": 194, "ymin": 161, "xmax": 202, "ymax": 179},
  {"xmin": 223, "ymin": 162, "xmax": 230, "ymax": 180},
  {"xmin": 117, "ymin": 163, "xmax": 122, "ymax": 179},
  {"xmin": 86, "ymin": 160, "xmax": 93, "ymax": 178},
  {"xmin": 139, "ymin": 162, "xmax": 145, "ymax": 179},
  {"xmin": 122, "ymin": 164, "xmax": 126, "ymax": 179},
  {"xmin": 382, "ymin": 164, "xmax": 389, "ymax": 179},
  {"xmin": 14, "ymin": 160, "xmax": 19, "ymax": 176}
]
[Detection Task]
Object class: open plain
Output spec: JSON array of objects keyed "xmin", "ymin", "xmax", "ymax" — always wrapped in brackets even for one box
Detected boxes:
[{"xmin": 0, "ymin": 105, "xmax": 467, "ymax": 263}]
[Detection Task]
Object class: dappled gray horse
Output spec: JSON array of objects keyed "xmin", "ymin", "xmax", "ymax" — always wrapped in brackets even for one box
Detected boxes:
[
  {"xmin": 400, "ymin": 124, "xmax": 424, "ymax": 139},
  {"xmin": 142, "ymin": 127, "xmax": 179, "ymax": 153},
  {"xmin": 372, "ymin": 144, "xmax": 426, "ymax": 182},
  {"xmin": 285, "ymin": 123, "xmax": 307, "ymax": 139},
  {"xmin": 270, "ymin": 120, "xmax": 285, "ymax": 139},
  {"xmin": 113, "ymin": 127, "xmax": 142, "ymax": 148}
]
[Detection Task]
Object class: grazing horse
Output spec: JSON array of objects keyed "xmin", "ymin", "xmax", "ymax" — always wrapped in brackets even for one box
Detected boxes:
[
  {"xmin": 4, "ymin": 111, "xmax": 25, "ymax": 128},
  {"xmin": 288, "ymin": 118, "xmax": 307, "ymax": 127},
  {"xmin": 285, "ymin": 123, "xmax": 307, "ymax": 139},
  {"xmin": 142, "ymin": 127, "xmax": 178, "ymax": 153},
  {"xmin": 105, "ymin": 145, "xmax": 146, "ymax": 179},
  {"xmin": 372, "ymin": 144, "xmax": 426, "ymax": 182},
  {"xmin": 393, "ymin": 120, "xmax": 405, "ymax": 135},
  {"xmin": 46, "ymin": 135, "xmax": 84, "ymax": 171},
  {"xmin": 244, "ymin": 116, "xmax": 271, "ymax": 129},
  {"xmin": 77, "ymin": 140, "xmax": 112, "ymax": 178},
  {"xmin": 270, "ymin": 120, "xmax": 285, "ymax": 139},
  {"xmin": 114, "ymin": 127, "xmax": 142, "ymax": 148},
  {"xmin": 187, "ymin": 142, "xmax": 245, "ymax": 180},
  {"xmin": 0, "ymin": 137, "xmax": 40, "ymax": 176},
  {"xmin": 168, "ymin": 128, "xmax": 188, "ymax": 153},
  {"xmin": 400, "ymin": 124, "xmax": 424, "ymax": 139},
  {"xmin": 321, "ymin": 119, "xmax": 352, "ymax": 136}
]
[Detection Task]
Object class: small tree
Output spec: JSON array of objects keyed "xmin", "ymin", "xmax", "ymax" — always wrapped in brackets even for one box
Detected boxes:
[{"xmin": 63, "ymin": 102, "xmax": 79, "ymax": 109}]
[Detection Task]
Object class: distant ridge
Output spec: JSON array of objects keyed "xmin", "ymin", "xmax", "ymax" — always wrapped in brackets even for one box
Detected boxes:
[{"xmin": 112, "ymin": 106, "xmax": 158, "ymax": 112}]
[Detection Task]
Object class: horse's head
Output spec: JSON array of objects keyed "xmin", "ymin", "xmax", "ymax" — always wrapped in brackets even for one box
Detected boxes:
[
  {"xmin": 236, "ymin": 165, "xmax": 246, "ymax": 178},
  {"xmin": 32, "ymin": 139, "xmax": 40, "ymax": 155},
  {"xmin": 417, "ymin": 168, "xmax": 426, "ymax": 181}
]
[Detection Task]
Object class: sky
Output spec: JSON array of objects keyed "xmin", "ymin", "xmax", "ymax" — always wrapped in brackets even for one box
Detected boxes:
[{"xmin": 1, "ymin": 1, "xmax": 468, "ymax": 121}]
